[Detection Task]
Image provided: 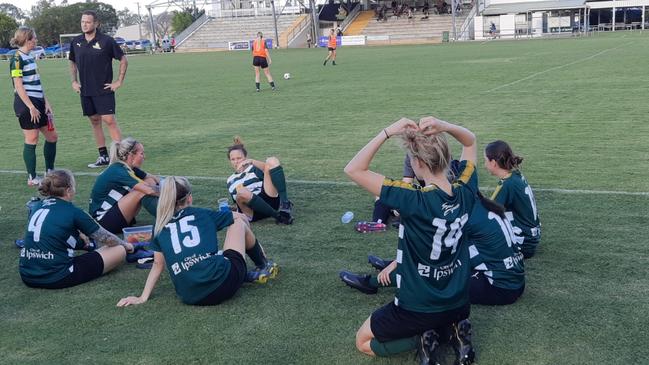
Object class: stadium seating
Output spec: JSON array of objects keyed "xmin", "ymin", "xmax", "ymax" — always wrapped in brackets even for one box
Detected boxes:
[
  {"xmin": 346, "ymin": 9, "xmax": 469, "ymax": 43},
  {"xmin": 178, "ymin": 15, "xmax": 301, "ymax": 51}
]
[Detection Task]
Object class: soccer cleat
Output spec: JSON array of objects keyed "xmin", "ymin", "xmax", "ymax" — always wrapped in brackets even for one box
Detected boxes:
[
  {"xmin": 258, "ymin": 260, "xmax": 279, "ymax": 279},
  {"xmin": 276, "ymin": 200, "xmax": 294, "ymax": 225},
  {"xmin": 416, "ymin": 330, "xmax": 442, "ymax": 365},
  {"xmin": 339, "ymin": 270, "xmax": 377, "ymax": 294},
  {"xmin": 451, "ymin": 319, "xmax": 476, "ymax": 365},
  {"xmin": 126, "ymin": 249, "xmax": 154, "ymax": 263},
  {"xmin": 88, "ymin": 155, "xmax": 109, "ymax": 168},
  {"xmin": 332, "ymin": 61, "xmax": 336, "ymax": 65},
  {"xmin": 245, "ymin": 269, "xmax": 269, "ymax": 284},
  {"xmin": 368, "ymin": 255, "xmax": 393, "ymax": 271},
  {"xmin": 27, "ymin": 176, "xmax": 42, "ymax": 187},
  {"xmin": 256, "ymin": 88, "xmax": 260, "ymax": 92},
  {"xmin": 15, "ymin": 239, "xmax": 25, "ymax": 249},
  {"xmin": 136, "ymin": 257, "xmax": 154, "ymax": 269},
  {"xmin": 355, "ymin": 221, "xmax": 387, "ymax": 233}
]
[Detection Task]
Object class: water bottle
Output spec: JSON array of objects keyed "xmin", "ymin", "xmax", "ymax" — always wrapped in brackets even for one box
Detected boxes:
[
  {"xmin": 218, "ymin": 198, "xmax": 230, "ymax": 213},
  {"xmin": 26, "ymin": 197, "xmax": 41, "ymax": 218},
  {"xmin": 341, "ymin": 211, "xmax": 354, "ymax": 224}
]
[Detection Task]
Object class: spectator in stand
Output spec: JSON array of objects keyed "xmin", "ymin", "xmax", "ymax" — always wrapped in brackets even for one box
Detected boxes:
[
  {"xmin": 306, "ymin": 32, "xmax": 313, "ymax": 48},
  {"xmin": 422, "ymin": 1, "xmax": 430, "ymax": 19}
]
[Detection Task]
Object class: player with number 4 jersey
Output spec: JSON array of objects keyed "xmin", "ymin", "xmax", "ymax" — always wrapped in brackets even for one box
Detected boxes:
[
  {"xmin": 484, "ymin": 140, "xmax": 541, "ymax": 258},
  {"xmin": 117, "ymin": 176, "xmax": 278, "ymax": 307},
  {"xmin": 344, "ymin": 116, "xmax": 478, "ymax": 365}
]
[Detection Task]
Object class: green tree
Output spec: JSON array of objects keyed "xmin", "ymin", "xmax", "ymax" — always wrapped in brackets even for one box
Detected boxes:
[
  {"xmin": 27, "ymin": 2, "xmax": 117, "ymax": 46},
  {"xmin": 117, "ymin": 7, "xmax": 140, "ymax": 27},
  {"xmin": 171, "ymin": 11, "xmax": 193, "ymax": 34},
  {"xmin": 0, "ymin": 3, "xmax": 26, "ymax": 23},
  {"xmin": 0, "ymin": 12, "xmax": 18, "ymax": 48}
]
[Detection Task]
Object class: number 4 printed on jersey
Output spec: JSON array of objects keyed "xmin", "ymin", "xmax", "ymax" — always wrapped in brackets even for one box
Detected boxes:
[{"xmin": 28, "ymin": 209, "xmax": 50, "ymax": 242}]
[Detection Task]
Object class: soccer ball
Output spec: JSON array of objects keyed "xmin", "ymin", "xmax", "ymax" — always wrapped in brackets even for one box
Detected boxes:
[{"xmin": 283, "ymin": 73, "xmax": 291, "ymax": 80}]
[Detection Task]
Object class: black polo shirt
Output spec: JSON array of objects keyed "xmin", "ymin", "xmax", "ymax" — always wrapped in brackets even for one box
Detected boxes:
[{"xmin": 69, "ymin": 31, "xmax": 124, "ymax": 97}]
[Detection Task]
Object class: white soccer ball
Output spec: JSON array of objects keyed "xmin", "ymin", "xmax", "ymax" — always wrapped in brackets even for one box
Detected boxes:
[{"xmin": 283, "ymin": 73, "xmax": 291, "ymax": 80}]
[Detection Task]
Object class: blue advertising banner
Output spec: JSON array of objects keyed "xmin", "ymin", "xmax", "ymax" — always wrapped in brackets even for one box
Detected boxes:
[{"xmin": 317, "ymin": 36, "xmax": 342, "ymax": 47}]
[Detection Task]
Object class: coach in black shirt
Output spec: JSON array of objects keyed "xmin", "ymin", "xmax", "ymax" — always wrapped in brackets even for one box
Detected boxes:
[{"xmin": 69, "ymin": 10, "xmax": 127, "ymax": 168}]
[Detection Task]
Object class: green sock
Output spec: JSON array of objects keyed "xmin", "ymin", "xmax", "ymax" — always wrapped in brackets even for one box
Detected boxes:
[
  {"xmin": 141, "ymin": 195, "xmax": 158, "ymax": 216},
  {"xmin": 43, "ymin": 141, "xmax": 57, "ymax": 172},
  {"xmin": 269, "ymin": 165, "xmax": 289, "ymax": 203},
  {"xmin": 248, "ymin": 194, "xmax": 278, "ymax": 218},
  {"xmin": 246, "ymin": 240, "xmax": 267, "ymax": 268},
  {"xmin": 368, "ymin": 273, "xmax": 397, "ymax": 288},
  {"xmin": 23, "ymin": 143, "xmax": 37, "ymax": 179},
  {"xmin": 370, "ymin": 336, "xmax": 419, "ymax": 357}
]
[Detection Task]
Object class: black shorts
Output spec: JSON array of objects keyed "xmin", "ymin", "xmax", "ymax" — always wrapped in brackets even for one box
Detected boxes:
[
  {"xmin": 15, "ymin": 96, "xmax": 47, "ymax": 130},
  {"xmin": 97, "ymin": 203, "xmax": 132, "ymax": 235},
  {"xmin": 470, "ymin": 271, "xmax": 524, "ymax": 306},
  {"xmin": 251, "ymin": 188, "xmax": 281, "ymax": 222},
  {"xmin": 195, "ymin": 250, "xmax": 247, "ymax": 306},
  {"xmin": 328, "ymin": 47, "xmax": 336, "ymax": 51},
  {"xmin": 22, "ymin": 252, "xmax": 104, "ymax": 289},
  {"xmin": 370, "ymin": 301, "xmax": 470, "ymax": 342},
  {"xmin": 252, "ymin": 56, "xmax": 268, "ymax": 69},
  {"xmin": 80, "ymin": 93, "xmax": 116, "ymax": 116}
]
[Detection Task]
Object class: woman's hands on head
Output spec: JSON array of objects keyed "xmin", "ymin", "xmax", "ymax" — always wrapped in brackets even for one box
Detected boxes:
[{"xmin": 385, "ymin": 116, "xmax": 449, "ymax": 138}]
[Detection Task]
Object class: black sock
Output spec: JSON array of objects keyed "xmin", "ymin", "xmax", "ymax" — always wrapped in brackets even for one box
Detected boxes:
[
  {"xmin": 372, "ymin": 199, "xmax": 391, "ymax": 223},
  {"xmin": 255, "ymin": 82, "xmax": 260, "ymax": 90},
  {"xmin": 246, "ymin": 240, "xmax": 267, "ymax": 268},
  {"xmin": 44, "ymin": 141, "xmax": 56, "ymax": 172},
  {"xmin": 323, "ymin": 60, "xmax": 327, "ymax": 65},
  {"xmin": 98, "ymin": 146, "xmax": 108, "ymax": 158},
  {"xmin": 269, "ymin": 165, "xmax": 288, "ymax": 203},
  {"xmin": 248, "ymin": 194, "xmax": 279, "ymax": 218},
  {"xmin": 270, "ymin": 81, "xmax": 275, "ymax": 88}
]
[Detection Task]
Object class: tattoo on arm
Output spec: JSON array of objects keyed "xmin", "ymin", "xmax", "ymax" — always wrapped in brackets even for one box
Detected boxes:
[
  {"xmin": 89, "ymin": 227, "xmax": 126, "ymax": 248},
  {"xmin": 118, "ymin": 57, "xmax": 128, "ymax": 82},
  {"xmin": 69, "ymin": 62, "xmax": 78, "ymax": 82}
]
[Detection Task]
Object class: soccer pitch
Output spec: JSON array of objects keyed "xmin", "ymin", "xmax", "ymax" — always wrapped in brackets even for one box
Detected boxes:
[{"xmin": 1, "ymin": 31, "xmax": 648, "ymax": 364}]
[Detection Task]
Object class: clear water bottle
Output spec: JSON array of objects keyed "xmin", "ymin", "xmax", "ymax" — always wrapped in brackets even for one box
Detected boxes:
[
  {"xmin": 341, "ymin": 211, "xmax": 354, "ymax": 224},
  {"xmin": 218, "ymin": 198, "xmax": 230, "ymax": 213}
]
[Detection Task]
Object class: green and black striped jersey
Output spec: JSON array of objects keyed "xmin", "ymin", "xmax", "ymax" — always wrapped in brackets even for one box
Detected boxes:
[
  {"xmin": 465, "ymin": 201, "xmax": 525, "ymax": 290},
  {"xmin": 10, "ymin": 51, "xmax": 44, "ymax": 99},
  {"xmin": 491, "ymin": 170, "xmax": 541, "ymax": 256},
  {"xmin": 226, "ymin": 164, "xmax": 264, "ymax": 201},
  {"xmin": 19, "ymin": 198, "xmax": 100, "ymax": 284},
  {"xmin": 379, "ymin": 160, "xmax": 478, "ymax": 313},
  {"xmin": 150, "ymin": 207, "xmax": 234, "ymax": 304}
]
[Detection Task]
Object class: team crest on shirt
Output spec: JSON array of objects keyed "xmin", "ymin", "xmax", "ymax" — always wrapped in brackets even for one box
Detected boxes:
[
  {"xmin": 442, "ymin": 202, "xmax": 460, "ymax": 216},
  {"xmin": 93, "ymin": 43, "xmax": 102, "ymax": 50},
  {"xmin": 417, "ymin": 263, "xmax": 430, "ymax": 277},
  {"xmin": 171, "ymin": 262, "xmax": 181, "ymax": 275}
]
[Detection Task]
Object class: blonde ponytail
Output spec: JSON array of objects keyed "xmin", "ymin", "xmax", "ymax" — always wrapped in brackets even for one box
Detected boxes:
[
  {"xmin": 399, "ymin": 129, "xmax": 451, "ymax": 174},
  {"xmin": 154, "ymin": 176, "xmax": 192, "ymax": 237},
  {"xmin": 109, "ymin": 137, "xmax": 138, "ymax": 164}
]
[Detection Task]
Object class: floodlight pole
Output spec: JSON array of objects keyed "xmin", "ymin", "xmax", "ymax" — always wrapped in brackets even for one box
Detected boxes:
[
  {"xmin": 451, "ymin": 0, "xmax": 457, "ymax": 41},
  {"xmin": 310, "ymin": 0, "xmax": 319, "ymax": 44},
  {"xmin": 271, "ymin": 0, "xmax": 280, "ymax": 48},
  {"xmin": 147, "ymin": 6, "xmax": 157, "ymax": 46},
  {"xmin": 137, "ymin": 2, "xmax": 143, "ymax": 39}
]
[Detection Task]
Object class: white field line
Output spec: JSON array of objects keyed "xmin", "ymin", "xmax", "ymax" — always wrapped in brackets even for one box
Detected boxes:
[
  {"xmin": 1, "ymin": 169, "xmax": 647, "ymax": 197},
  {"xmin": 485, "ymin": 41, "xmax": 634, "ymax": 93}
]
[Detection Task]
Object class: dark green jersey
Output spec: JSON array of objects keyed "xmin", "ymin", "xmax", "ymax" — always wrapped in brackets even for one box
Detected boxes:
[
  {"xmin": 491, "ymin": 170, "xmax": 541, "ymax": 256},
  {"xmin": 89, "ymin": 162, "xmax": 144, "ymax": 220},
  {"xmin": 19, "ymin": 198, "xmax": 100, "ymax": 284},
  {"xmin": 379, "ymin": 160, "xmax": 478, "ymax": 313},
  {"xmin": 150, "ymin": 207, "xmax": 234, "ymax": 304},
  {"xmin": 226, "ymin": 164, "xmax": 264, "ymax": 202},
  {"xmin": 465, "ymin": 201, "xmax": 525, "ymax": 290}
]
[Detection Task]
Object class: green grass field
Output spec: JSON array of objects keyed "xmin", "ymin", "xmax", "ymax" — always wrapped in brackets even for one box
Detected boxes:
[{"xmin": 1, "ymin": 31, "xmax": 648, "ymax": 364}]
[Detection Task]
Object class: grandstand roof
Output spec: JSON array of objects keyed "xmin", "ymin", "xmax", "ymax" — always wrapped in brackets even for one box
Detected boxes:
[{"xmin": 482, "ymin": 0, "xmax": 587, "ymax": 15}]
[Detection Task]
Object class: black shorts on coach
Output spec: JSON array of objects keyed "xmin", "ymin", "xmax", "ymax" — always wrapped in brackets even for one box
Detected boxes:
[
  {"xmin": 253, "ymin": 56, "xmax": 269, "ymax": 69},
  {"xmin": 80, "ymin": 93, "xmax": 116, "ymax": 116},
  {"xmin": 15, "ymin": 96, "xmax": 47, "ymax": 130}
]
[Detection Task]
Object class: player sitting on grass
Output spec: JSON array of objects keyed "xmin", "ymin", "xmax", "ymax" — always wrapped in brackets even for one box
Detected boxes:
[
  {"xmin": 19, "ymin": 170, "xmax": 136, "ymax": 289},
  {"xmin": 226, "ymin": 136, "xmax": 294, "ymax": 224},
  {"xmin": 116, "ymin": 176, "xmax": 278, "ymax": 307},
  {"xmin": 484, "ymin": 140, "xmax": 540, "ymax": 258},
  {"xmin": 341, "ymin": 191, "xmax": 526, "ymax": 306},
  {"xmin": 89, "ymin": 137, "xmax": 159, "ymax": 234},
  {"xmin": 343, "ymin": 116, "xmax": 478, "ymax": 365}
]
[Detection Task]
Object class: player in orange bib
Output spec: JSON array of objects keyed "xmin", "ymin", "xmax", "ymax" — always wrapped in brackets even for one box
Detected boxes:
[
  {"xmin": 252, "ymin": 32, "xmax": 275, "ymax": 92},
  {"xmin": 323, "ymin": 29, "xmax": 337, "ymax": 66}
]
